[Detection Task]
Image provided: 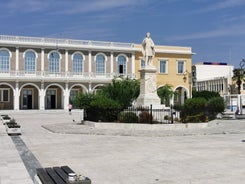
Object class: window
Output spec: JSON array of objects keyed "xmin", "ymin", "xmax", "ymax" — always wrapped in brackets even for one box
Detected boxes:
[
  {"xmin": 49, "ymin": 52, "xmax": 60, "ymax": 73},
  {"xmin": 243, "ymin": 83, "xmax": 245, "ymax": 90},
  {"xmin": 159, "ymin": 60, "xmax": 167, "ymax": 74},
  {"xmin": 141, "ymin": 59, "xmax": 145, "ymax": 69},
  {"xmin": 0, "ymin": 50, "xmax": 10, "ymax": 72},
  {"xmin": 24, "ymin": 51, "xmax": 36, "ymax": 73},
  {"xmin": 177, "ymin": 60, "xmax": 185, "ymax": 74},
  {"xmin": 70, "ymin": 90, "xmax": 79, "ymax": 99},
  {"xmin": 0, "ymin": 89, "xmax": 9, "ymax": 102},
  {"xmin": 73, "ymin": 53, "xmax": 83, "ymax": 74},
  {"xmin": 117, "ymin": 55, "xmax": 127, "ymax": 74},
  {"xmin": 96, "ymin": 54, "xmax": 105, "ymax": 74}
]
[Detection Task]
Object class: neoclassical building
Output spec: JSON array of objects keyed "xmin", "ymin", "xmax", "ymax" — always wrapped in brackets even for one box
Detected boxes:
[{"xmin": 0, "ymin": 35, "xmax": 193, "ymax": 110}]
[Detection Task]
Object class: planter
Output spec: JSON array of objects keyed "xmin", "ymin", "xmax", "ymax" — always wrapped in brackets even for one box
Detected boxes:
[
  {"xmin": 4, "ymin": 118, "xmax": 21, "ymax": 135},
  {"xmin": 5, "ymin": 125, "xmax": 21, "ymax": 135},
  {"xmin": 1, "ymin": 115, "xmax": 12, "ymax": 124}
]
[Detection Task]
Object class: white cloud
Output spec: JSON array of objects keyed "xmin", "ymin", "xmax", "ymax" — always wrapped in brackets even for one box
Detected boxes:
[
  {"xmin": 2, "ymin": 0, "xmax": 150, "ymax": 14},
  {"xmin": 192, "ymin": 0, "xmax": 245, "ymax": 13},
  {"xmin": 45, "ymin": 26, "xmax": 117, "ymax": 41},
  {"xmin": 168, "ymin": 24, "xmax": 245, "ymax": 41}
]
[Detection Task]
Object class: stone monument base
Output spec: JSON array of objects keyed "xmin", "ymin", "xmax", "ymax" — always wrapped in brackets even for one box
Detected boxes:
[
  {"xmin": 135, "ymin": 93, "xmax": 161, "ymax": 107},
  {"xmin": 135, "ymin": 66, "xmax": 161, "ymax": 107}
]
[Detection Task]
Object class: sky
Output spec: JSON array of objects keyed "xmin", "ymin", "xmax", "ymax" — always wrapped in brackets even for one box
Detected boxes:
[{"xmin": 0, "ymin": 0, "xmax": 244, "ymax": 68}]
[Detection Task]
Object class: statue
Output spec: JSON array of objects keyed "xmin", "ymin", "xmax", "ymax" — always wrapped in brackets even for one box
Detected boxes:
[{"xmin": 142, "ymin": 32, "xmax": 155, "ymax": 66}]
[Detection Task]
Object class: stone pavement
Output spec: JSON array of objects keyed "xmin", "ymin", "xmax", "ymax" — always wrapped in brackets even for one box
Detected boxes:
[
  {"xmin": 1, "ymin": 110, "xmax": 245, "ymax": 184},
  {"xmin": 0, "ymin": 119, "xmax": 32, "ymax": 184}
]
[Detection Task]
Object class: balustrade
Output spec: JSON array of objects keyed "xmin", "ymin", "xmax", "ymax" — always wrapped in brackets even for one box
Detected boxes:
[
  {"xmin": 0, "ymin": 35, "xmax": 134, "ymax": 49},
  {"xmin": 0, "ymin": 70, "xmax": 136, "ymax": 81}
]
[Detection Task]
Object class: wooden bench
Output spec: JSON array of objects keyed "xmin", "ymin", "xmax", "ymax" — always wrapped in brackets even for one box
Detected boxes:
[{"xmin": 35, "ymin": 166, "xmax": 91, "ymax": 184}]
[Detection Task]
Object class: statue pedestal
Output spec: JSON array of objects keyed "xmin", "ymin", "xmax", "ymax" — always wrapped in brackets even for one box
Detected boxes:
[{"xmin": 135, "ymin": 65, "xmax": 161, "ymax": 107}]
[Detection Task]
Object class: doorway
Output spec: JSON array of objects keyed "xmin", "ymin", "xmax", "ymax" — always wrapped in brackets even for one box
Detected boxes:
[
  {"xmin": 22, "ymin": 89, "xmax": 33, "ymax": 109},
  {"xmin": 46, "ymin": 89, "xmax": 56, "ymax": 109}
]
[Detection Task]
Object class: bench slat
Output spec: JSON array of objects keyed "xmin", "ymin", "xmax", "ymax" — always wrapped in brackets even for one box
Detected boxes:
[
  {"xmin": 46, "ymin": 167, "xmax": 66, "ymax": 184},
  {"xmin": 36, "ymin": 168, "xmax": 55, "ymax": 184},
  {"xmin": 53, "ymin": 167, "xmax": 68, "ymax": 182},
  {"xmin": 61, "ymin": 165, "xmax": 75, "ymax": 174}
]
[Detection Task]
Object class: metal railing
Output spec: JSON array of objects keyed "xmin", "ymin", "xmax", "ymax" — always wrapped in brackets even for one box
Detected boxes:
[{"xmin": 85, "ymin": 106, "xmax": 172, "ymax": 124}]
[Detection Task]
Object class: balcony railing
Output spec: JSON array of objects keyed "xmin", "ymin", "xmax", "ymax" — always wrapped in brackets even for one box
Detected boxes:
[
  {"xmin": 0, "ymin": 70, "xmax": 136, "ymax": 81},
  {"xmin": 0, "ymin": 35, "xmax": 134, "ymax": 49}
]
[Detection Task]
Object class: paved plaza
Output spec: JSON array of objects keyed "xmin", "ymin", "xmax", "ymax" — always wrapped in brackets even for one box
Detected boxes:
[{"xmin": 1, "ymin": 110, "xmax": 245, "ymax": 184}]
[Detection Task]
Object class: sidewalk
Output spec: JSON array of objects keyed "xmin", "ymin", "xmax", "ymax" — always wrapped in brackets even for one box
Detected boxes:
[{"xmin": 0, "ymin": 123, "xmax": 32, "ymax": 184}]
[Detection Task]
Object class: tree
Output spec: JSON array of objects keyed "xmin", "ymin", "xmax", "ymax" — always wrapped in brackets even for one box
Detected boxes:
[
  {"xmin": 75, "ymin": 77, "xmax": 140, "ymax": 122},
  {"xmin": 157, "ymin": 84, "xmax": 176, "ymax": 106},
  {"xmin": 232, "ymin": 68, "xmax": 244, "ymax": 94},
  {"xmin": 74, "ymin": 93, "xmax": 95, "ymax": 109},
  {"xmin": 98, "ymin": 77, "xmax": 140, "ymax": 109}
]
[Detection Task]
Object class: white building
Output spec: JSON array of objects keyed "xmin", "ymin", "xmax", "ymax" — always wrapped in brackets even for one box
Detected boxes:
[{"xmin": 193, "ymin": 62, "xmax": 234, "ymax": 95}]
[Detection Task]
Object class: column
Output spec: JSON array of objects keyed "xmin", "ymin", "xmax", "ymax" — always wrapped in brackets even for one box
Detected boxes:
[
  {"xmin": 65, "ymin": 50, "xmax": 68, "ymax": 73},
  {"xmin": 88, "ymin": 82, "xmax": 92, "ymax": 93},
  {"xmin": 41, "ymin": 48, "xmax": 44, "ymax": 73},
  {"xmin": 16, "ymin": 47, "xmax": 19, "ymax": 71},
  {"xmin": 64, "ymin": 83, "xmax": 69, "ymax": 110},
  {"xmin": 14, "ymin": 81, "xmax": 19, "ymax": 110},
  {"xmin": 131, "ymin": 53, "xmax": 135, "ymax": 78},
  {"xmin": 39, "ymin": 82, "xmax": 45, "ymax": 110},
  {"xmin": 88, "ymin": 50, "xmax": 92, "ymax": 73},
  {"xmin": 110, "ymin": 52, "xmax": 114, "ymax": 74}
]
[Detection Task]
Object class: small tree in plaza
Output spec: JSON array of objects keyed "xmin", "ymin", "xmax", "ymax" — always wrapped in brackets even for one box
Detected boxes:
[
  {"xmin": 157, "ymin": 84, "xmax": 176, "ymax": 106},
  {"xmin": 75, "ymin": 78, "xmax": 140, "ymax": 122},
  {"xmin": 98, "ymin": 77, "xmax": 140, "ymax": 109}
]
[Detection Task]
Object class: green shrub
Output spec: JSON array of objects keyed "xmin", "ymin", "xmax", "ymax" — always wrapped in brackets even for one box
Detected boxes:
[
  {"xmin": 164, "ymin": 115, "xmax": 170, "ymax": 120},
  {"xmin": 206, "ymin": 97, "xmax": 225, "ymax": 120},
  {"xmin": 84, "ymin": 95, "xmax": 121, "ymax": 122},
  {"xmin": 192, "ymin": 90, "xmax": 220, "ymax": 100},
  {"xmin": 75, "ymin": 93, "xmax": 95, "ymax": 109},
  {"xmin": 184, "ymin": 97, "xmax": 206, "ymax": 114},
  {"xmin": 180, "ymin": 97, "xmax": 207, "ymax": 123},
  {"xmin": 180, "ymin": 95, "xmax": 225, "ymax": 123},
  {"xmin": 117, "ymin": 112, "xmax": 138, "ymax": 123}
]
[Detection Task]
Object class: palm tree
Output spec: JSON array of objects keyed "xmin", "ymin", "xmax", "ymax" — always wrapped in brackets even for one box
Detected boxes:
[
  {"xmin": 157, "ymin": 84, "xmax": 177, "ymax": 106},
  {"xmin": 232, "ymin": 59, "xmax": 245, "ymax": 94},
  {"xmin": 232, "ymin": 68, "xmax": 244, "ymax": 94}
]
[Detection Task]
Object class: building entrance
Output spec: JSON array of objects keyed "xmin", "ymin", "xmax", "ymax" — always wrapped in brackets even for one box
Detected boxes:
[
  {"xmin": 46, "ymin": 90, "xmax": 56, "ymax": 109},
  {"xmin": 22, "ymin": 89, "xmax": 33, "ymax": 109}
]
